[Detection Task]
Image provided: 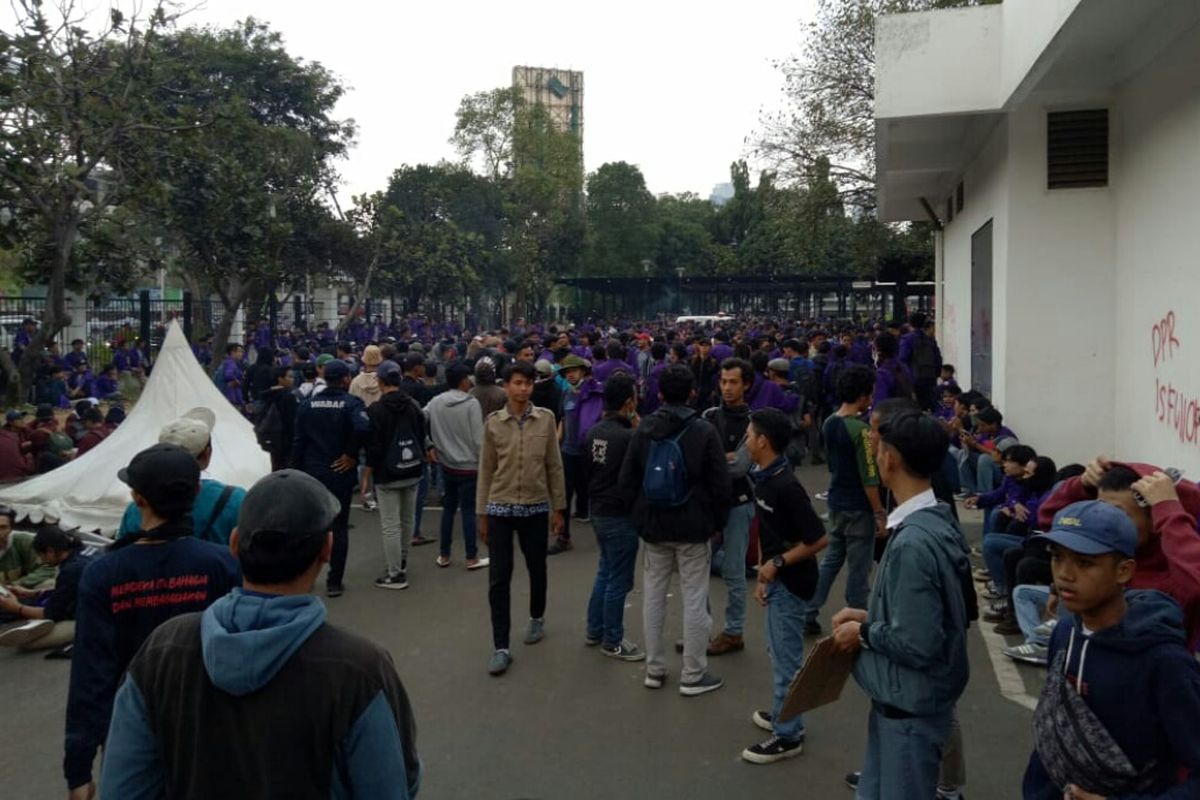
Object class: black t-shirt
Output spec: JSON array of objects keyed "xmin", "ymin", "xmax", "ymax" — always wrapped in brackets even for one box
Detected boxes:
[
  {"xmin": 42, "ymin": 546, "xmax": 98, "ymax": 622},
  {"xmin": 753, "ymin": 462, "xmax": 826, "ymax": 599}
]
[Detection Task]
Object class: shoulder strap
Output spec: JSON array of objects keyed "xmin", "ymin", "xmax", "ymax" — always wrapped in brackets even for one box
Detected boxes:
[
  {"xmin": 199, "ymin": 484, "xmax": 236, "ymax": 541},
  {"xmin": 670, "ymin": 413, "xmax": 699, "ymax": 443}
]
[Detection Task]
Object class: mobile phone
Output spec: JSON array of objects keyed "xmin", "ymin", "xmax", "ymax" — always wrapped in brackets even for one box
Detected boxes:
[
  {"xmin": 0, "ymin": 585, "xmax": 11, "ymax": 599},
  {"xmin": 1133, "ymin": 467, "xmax": 1184, "ymax": 507}
]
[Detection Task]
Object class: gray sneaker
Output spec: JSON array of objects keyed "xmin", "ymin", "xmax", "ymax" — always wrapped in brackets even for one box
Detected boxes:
[
  {"xmin": 524, "ymin": 617, "xmax": 545, "ymax": 645},
  {"xmin": 679, "ymin": 672, "xmax": 724, "ymax": 697},
  {"xmin": 1003, "ymin": 642, "xmax": 1049, "ymax": 666},
  {"xmin": 488, "ymin": 650, "xmax": 513, "ymax": 675},
  {"xmin": 601, "ymin": 641, "xmax": 645, "ymax": 662},
  {"xmin": 1032, "ymin": 619, "xmax": 1058, "ymax": 640}
]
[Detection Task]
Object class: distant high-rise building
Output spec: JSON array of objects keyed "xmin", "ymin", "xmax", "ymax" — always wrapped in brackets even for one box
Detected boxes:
[
  {"xmin": 512, "ymin": 66, "xmax": 584, "ymax": 146},
  {"xmin": 710, "ymin": 182, "xmax": 735, "ymax": 207}
]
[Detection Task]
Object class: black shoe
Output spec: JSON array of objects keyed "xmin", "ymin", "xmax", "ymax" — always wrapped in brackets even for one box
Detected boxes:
[
  {"xmin": 45, "ymin": 643, "xmax": 73, "ymax": 660},
  {"xmin": 844, "ymin": 772, "xmax": 860, "ymax": 790},
  {"xmin": 742, "ymin": 734, "xmax": 804, "ymax": 764},
  {"xmin": 547, "ymin": 538, "xmax": 573, "ymax": 555},
  {"xmin": 992, "ymin": 618, "xmax": 1021, "ymax": 636},
  {"xmin": 375, "ymin": 572, "xmax": 409, "ymax": 590},
  {"xmin": 326, "ymin": 582, "xmax": 344, "ymax": 598},
  {"xmin": 804, "ymin": 620, "xmax": 822, "ymax": 636}
]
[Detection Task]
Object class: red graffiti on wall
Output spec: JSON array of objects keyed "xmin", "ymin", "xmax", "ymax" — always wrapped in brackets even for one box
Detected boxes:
[{"xmin": 1152, "ymin": 310, "xmax": 1181, "ymax": 367}]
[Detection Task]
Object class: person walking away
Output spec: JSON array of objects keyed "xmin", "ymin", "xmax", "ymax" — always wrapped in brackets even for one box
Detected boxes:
[
  {"xmin": 351, "ymin": 345, "xmax": 386, "ymax": 509},
  {"xmin": 255, "ymin": 366, "xmax": 300, "ymax": 471},
  {"xmin": 425, "ymin": 361, "xmax": 486, "ymax": 570},
  {"xmin": 100, "ymin": 469, "xmax": 421, "ymax": 799},
  {"xmin": 899, "ymin": 313, "xmax": 942, "ymax": 412},
  {"xmin": 291, "ymin": 359, "xmax": 370, "ymax": 597},
  {"xmin": 1021, "ymin": 501, "xmax": 1200, "ymax": 800},
  {"xmin": 477, "ymin": 361, "xmax": 567, "ymax": 676},
  {"xmin": 363, "ymin": 360, "xmax": 430, "ymax": 590},
  {"xmin": 64, "ymin": 444, "xmax": 240, "ymax": 798},
  {"xmin": 804, "ymin": 366, "xmax": 886, "ymax": 635},
  {"xmin": 831, "ymin": 412, "xmax": 970, "ymax": 800},
  {"xmin": 743, "ymin": 409, "xmax": 827, "ymax": 764},
  {"xmin": 618, "ymin": 363, "xmax": 732, "ymax": 696},
  {"xmin": 702, "ymin": 358, "xmax": 757, "ymax": 656},
  {"xmin": 583, "ymin": 372, "xmax": 643, "ymax": 661}
]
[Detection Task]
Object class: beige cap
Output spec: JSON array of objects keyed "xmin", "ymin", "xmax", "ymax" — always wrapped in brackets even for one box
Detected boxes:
[
  {"xmin": 362, "ymin": 345, "xmax": 383, "ymax": 366},
  {"xmin": 160, "ymin": 409, "xmax": 214, "ymax": 457}
]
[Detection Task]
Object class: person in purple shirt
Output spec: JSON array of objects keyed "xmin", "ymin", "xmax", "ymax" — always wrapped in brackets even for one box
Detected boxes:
[
  {"xmin": 898, "ymin": 313, "xmax": 943, "ymax": 411},
  {"xmin": 65, "ymin": 339, "xmax": 88, "ymax": 371},
  {"xmin": 219, "ymin": 343, "xmax": 246, "ymax": 409},
  {"xmin": 871, "ymin": 333, "xmax": 914, "ymax": 409},
  {"xmin": 68, "ymin": 361, "xmax": 95, "ymax": 399},
  {"xmin": 593, "ymin": 342, "xmax": 631, "ymax": 384},
  {"xmin": 113, "ymin": 341, "xmax": 133, "ymax": 373},
  {"xmin": 13, "ymin": 318, "xmax": 36, "ymax": 360},
  {"xmin": 94, "ymin": 365, "xmax": 120, "ymax": 399},
  {"xmin": 848, "ymin": 334, "xmax": 874, "ymax": 366},
  {"xmin": 711, "ymin": 334, "xmax": 734, "ymax": 364},
  {"xmin": 639, "ymin": 342, "xmax": 669, "ymax": 416},
  {"xmin": 252, "ymin": 321, "xmax": 273, "ymax": 351},
  {"xmin": 956, "ymin": 405, "xmax": 1019, "ymax": 494},
  {"xmin": 746, "ymin": 352, "xmax": 798, "ymax": 413}
]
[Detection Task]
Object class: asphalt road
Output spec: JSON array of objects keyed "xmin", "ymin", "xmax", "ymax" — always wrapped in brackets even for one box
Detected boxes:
[{"xmin": 0, "ymin": 464, "xmax": 1043, "ymax": 798}]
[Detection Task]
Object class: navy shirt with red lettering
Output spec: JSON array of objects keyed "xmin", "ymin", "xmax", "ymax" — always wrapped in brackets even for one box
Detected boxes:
[{"xmin": 63, "ymin": 524, "xmax": 240, "ymax": 790}]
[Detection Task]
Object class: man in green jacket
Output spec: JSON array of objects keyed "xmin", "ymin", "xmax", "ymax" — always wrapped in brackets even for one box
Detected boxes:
[
  {"xmin": 0, "ymin": 506, "xmax": 57, "ymax": 591},
  {"xmin": 832, "ymin": 411, "xmax": 970, "ymax": 800}
]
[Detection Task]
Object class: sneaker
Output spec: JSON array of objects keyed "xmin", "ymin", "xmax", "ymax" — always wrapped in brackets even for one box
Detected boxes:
[
  {"xmin": 325, "ymin": 582, "xmax": 344, "ymax": 598},
  {"xmin": 547, "ymin": 537, "xmax": 573, "ymax": 555},
  {"xmin": 936, "ymin": 788, "xmax": 965, "ymax": 800},
  {"xmin": 1032, "ymin": 619, "xmax": 1058, "ymax": 640},
  {"xmin": 585, "ymin": 633, "xmax": 601, "ymax": 647},
  {"xmin": 980, "ymin": 583, "xmax": 1005, "ymax": 601},
  {"xmin": 410, "ymin": 534, "xmax": 435, "ymax": 547},
  {"xmin": 466, "ymin": 557, "xmax": 489, "ymax": 570},
  {"xmin": 0, "ymin": 619, "xmax": 53, "ymax": 647},
  {"xmin": 814, "ymin": 491, "xmax": 829, "ymax": 501},
  {"xmin": 572, "ymin": 513, "xmax": 590, "ymax": 523},
  {"xmin": 361, "ymin": 498, "xmax": 377, "ymax": 511},
  {"xmin": 44, "ymin": 643, "xmax": 73, "ymax": 660},
  {"xmin": 752, "ymin": 710, "xmax": 774, "ymax": 732},
  {"xmin": 742, "ymin": 734, "xmax": 804, "ymax": 764},
  {"xmin": 601, "ymin": 641, "xmax": 646, "ymax": 662},
  {"xmin": 845, "ymin": 772, "xmax": 860, "ymax": 790},
  {"xmin": 524, "ymin": 617, "xmax": 545, "ymax": 645},
  {"xmin": 374, "ymin": 572, "xmax": 408, "ymax": 590},
  {"xmin": 707, "ymin": 632, "xmax": 745, "ymax": 656},
  {"xmin": 644, "ymin": 672, "xmax": 667, "ymax": 689},
  {"xmin": 982, "ymin": 603, "xmax": 1009, "ymax": 623},
  {"xmin": 488, "ymin": 649, "xmax": 512, "ymax": 676},
  {"xmin": 804, "ymin": 620, "xmax": 822, "ymax": 637},
  {"xmin": 679, "ymin": 672, "xmax": 724, "ymax": 697},
  {"xmin": 992, "ymin": 618, "xmax": 1021, "ymax": 636},
  {"xmin": 435, "ymin": 556, "xmax": 451, "ymax": 568},
  {"xmin": 1003, "ymin": 641, "xmax": 1049, "ymax": 666}
]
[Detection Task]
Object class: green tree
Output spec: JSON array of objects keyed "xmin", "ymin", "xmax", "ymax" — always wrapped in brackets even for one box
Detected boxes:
[
  {"xmin": 584, "ymin": 161, "xmax": 658, "ymax": 277},
  {"xmin": 654, "ymin": 193, "xmax": 717, "ymax": 277},
  {"xmin": 450, "ymin": 87, "xmax": 523, "ymax": 180}
]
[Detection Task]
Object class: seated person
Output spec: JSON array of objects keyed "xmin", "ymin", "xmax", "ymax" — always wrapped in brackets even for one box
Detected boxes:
[
  {"xmin": 117, "ymin": 410, "xmax": 245, "ymax": 545},
  {"xmin": 0, "ymin": 525, "xmax": 97, "ymax": 651},
  {"xmin": 1023, "ymin": 501, "xmax": 1200, "ymax": 799},
  {"xmin": 104, "ymin": 405, "xmax": 125, "ymax": 431},
  {"xmin": 955, "ymin": 406, "xmax": 1018, "ymax": 494},
  {"xmin": 937, "ymin": 364, "xmax": 958, "ymax": 393},
  {"xmin": 935, "ymin": 383, "xmax": 960, "ymax": 423},
  {"xmin": 0, "ymin": 411, "xmax": 33, "ymax": 483},
  {"xmin": 74, "ymin": 408, "xmax": 109, "ymax": 456},
  {"xmin": 67, "ymin": 360, "xmax": 94, "ymax": 400},
  {"xmin": 37, "ymin": 431, "xmax": 75, "ymax": 473},
  {"xmin": 0, "ymin": 507, "xmax": 58, "ymax": 595},
  {"xmin": 93, "ymin": 364, "xmax": 121, "ymax": 400},
  {"xmin": 35, "ymin": 366, "xmax": 71, "ymax": 408},
  {"xmin": 1038, "ymin": 458, "xmax": 1200, "ymax": 649}
]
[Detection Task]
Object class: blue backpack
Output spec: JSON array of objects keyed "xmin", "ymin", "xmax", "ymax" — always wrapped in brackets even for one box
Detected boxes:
[{"xmin": 642, "ymin": 415, "xmax": 697, "ymax": 508}]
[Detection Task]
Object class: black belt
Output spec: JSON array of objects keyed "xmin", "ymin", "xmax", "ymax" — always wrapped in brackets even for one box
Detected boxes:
[{"xmin": 873, "ymin": 700, "xmax": 916, "ymax": 720}]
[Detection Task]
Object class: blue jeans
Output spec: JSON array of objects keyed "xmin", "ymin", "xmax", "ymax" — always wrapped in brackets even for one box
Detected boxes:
[
  {"xmin": 856, "ymin": 705, "xmax": 952, "ymax": 800},
  {"xmin": 982, "ymin": 533, "xmax": 1024, "ymax": 592},
  {"xmin": 765, "ymin": 582, "xmax": 808, "ymax": 741},
  {"xmin": 438, "ymin": 471, "xmax": 478, "ymax": 559},
  {"xmin": 806, "ymin": 509, "xmax": 875, "ymax": 624},
  {"xmin": 719, "ymin": 502, "xmax": 754, "ymax": 637},
  {"xmin": 586, "ymin": 515, "xmax": 640, "ymax": 647},
  {"xmin": 975, "ymin": 455, "xmax": 1002, "ymax": 493},
  {"xmin": 1014, "ymin": 584, "xmax": 1051, "ymax": 645}
]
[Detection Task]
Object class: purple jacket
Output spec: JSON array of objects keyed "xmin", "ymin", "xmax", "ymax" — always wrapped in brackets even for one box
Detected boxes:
[
  {"xmin": 220, "ymin": 357, "xmax": 244, "ymax": 405},
  {"xmin": 977, "ymin": 476, "xmax": 1045, "ymax": 519},
  {"xmin": 641, "ymin": 361, "xmax": 666, "ymax": 415},
  {"xmin": 899, "ymin": 331, "xmax": 942, "ymax": 378},
  {"xmin": 872, "ymin": 359, "xmax": 913, "ymax": 408},
  {"xmin": 593, "ymin": 359, "xmax": 630, "ymax": 385},
  {"xmin": 849, "ymin": 339, "xmax": 874, "ymax": 365},
  {"xmin": 747, "ymin": 374, "xmax": 798, "ymax": 413},
  {"xmin": 711, "ymin": 343, "xmax": 734, "ymax": 363}
]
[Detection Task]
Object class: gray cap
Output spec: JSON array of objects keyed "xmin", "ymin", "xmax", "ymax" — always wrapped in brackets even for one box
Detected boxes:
[
  {"xmin": 377, "ymin": 359, "xmax": 402, "ymax": 386},
  {"xmin": 236, "ymin": 469, "xmax": 341, "ymax": 549},
  {"xmin": 767, "ymin": 358, "xmax": 791, "ymax": 374},
  {"xmin": 534, "ymin": 358, "xmax": 553, "ymax": 376}
]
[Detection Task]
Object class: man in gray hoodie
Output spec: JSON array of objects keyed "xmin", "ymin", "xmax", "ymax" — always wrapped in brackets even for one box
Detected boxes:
[
  {"xmin": 426, "ymin": 361, "xmax": 487, "ymax": 570},
  {"xmin": 832, "ymin": 411, "xmax": 970, "ymax": 800}
]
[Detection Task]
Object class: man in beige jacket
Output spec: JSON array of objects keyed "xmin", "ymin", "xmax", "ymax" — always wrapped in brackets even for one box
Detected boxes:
[
  {"xmin": 477, "ymin": 360, "xmax": 567, "ymax": 676},
  {"xmin": 350, "ymin": 346, "xmax": 384, "ymax": 510}
]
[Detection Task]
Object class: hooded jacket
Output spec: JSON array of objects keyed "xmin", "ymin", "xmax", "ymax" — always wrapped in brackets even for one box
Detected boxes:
[
  {"xmin": 853, "ymin": 503, "xmax": 970, "ymax": 717},
  {"xmin": 100, "ymin": 590, "xmax": 420, "ymax": 800},
  {"xmin": 425, "ymin": 389, "xmax": 484, "ymax": 472},
  {"xmin": 1038, "ymin": 462, "xmax": 1200, "ymax": 648},
  {"xmin": 349, "ymin": 370, "xmax": 382, "ymax": 407},
  {"xmin": 617, "ymin": 404, "xmax": 732, "ymax": 544},
  {"xmin": 365, "ymin": 391, "xmax": 429, "ymax": 484},
  {"xmin": 1022, "ymin": 590, "xmax": 1200, "ymax": 800},
  {"xmin": 747, "ymin": 373, "xmax": 798, "ymax": 413}
]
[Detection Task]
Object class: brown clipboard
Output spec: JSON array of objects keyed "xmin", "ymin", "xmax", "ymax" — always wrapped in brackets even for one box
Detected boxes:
[{"xmin": 777, "ymin": 635, "xmax": 857, "ymax": 721}]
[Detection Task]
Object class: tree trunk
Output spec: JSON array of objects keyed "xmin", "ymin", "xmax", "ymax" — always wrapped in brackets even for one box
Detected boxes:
[
  {"xmin": 209, "ymin": 277, "xmax": 252, "ymax": 372},
  {"xmin": 338, "ymin": 248, "xmax": 380, "ymax": 333},
  {"xmin": 17, "ymin": 215, "xmax": 76, "ymax": 400}
]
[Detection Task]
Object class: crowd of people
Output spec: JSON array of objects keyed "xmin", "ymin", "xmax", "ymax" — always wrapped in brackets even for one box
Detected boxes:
[{"xmin": 0, "ymin": 309, "xmax": 1198, "ymax": 799}]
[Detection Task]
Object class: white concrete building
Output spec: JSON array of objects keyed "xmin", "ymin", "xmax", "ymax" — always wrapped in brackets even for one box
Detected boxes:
[{"xmin": 875, "ymin": 0, "xmax": 1200, "ymax": 475}]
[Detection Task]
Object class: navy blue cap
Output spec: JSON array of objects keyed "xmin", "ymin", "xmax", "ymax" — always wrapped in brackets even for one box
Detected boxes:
[
  {"xmin": 1031, "ymin": 500, "xmax": 1137, "ymax": 558},
  {"xmin": 322, "ymin": 358, "xmax": 350, "ymax": 383}
]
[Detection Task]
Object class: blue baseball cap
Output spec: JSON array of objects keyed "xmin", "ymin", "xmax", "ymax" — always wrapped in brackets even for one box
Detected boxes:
[
  {"xmin": 322, "ymin": 359, "xmax": 350, "ymax": 383},
  {"xmin": 1032, "ymin": 500, "xmax": 1137, "ymax": 558}
]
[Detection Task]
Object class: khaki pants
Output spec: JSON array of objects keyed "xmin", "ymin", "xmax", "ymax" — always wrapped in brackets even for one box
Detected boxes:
[{"xmin": 20, "ymin": 620, "xmax": 75, "ymax": 651}]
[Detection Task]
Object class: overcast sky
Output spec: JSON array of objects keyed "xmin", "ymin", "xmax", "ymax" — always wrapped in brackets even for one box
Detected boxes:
[{"xmin": 181, "ymin": 0, "xmax": 818, "ymax": 204}]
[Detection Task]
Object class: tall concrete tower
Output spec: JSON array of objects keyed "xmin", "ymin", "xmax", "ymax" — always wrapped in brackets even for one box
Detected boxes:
[{"xmin": 511, "ymin": 66, "xmax": 584, "ymax": 147}]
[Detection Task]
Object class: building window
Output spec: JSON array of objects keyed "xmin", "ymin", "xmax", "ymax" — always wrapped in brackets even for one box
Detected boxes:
[{"xmin": 1047, "ymin": 109, "xmax": 1109, "ymax": 189}]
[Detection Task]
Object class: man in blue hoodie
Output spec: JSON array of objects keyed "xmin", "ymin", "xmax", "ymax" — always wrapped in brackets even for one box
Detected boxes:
[
  {"xmin": 100, "ymin": 469, "xmax": 421, "ymax": 800},
  {"xmin": 1022, "ymin": 500, "xmax": 1200, "ymax": 800},
  {"xmin": 832, "ymin": 411, "xmax": 970, "ymax": 800}
]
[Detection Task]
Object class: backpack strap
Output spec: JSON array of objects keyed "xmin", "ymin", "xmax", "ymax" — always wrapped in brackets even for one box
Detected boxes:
[
  {"xmin": 199, "ymin": 484, "xmax": 236, "ymax": 542},
  {"xmin": 670, "ymin": 412, "xmax": 699, "ymax": 443}
]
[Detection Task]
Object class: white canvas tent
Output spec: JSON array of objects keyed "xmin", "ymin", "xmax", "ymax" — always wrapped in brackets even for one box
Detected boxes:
[{"xmin": 0, "ymin": 321, "xmax": 271, "ymax": 534}]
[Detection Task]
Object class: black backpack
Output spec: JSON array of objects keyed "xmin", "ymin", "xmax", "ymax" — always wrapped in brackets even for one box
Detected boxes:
[
  {"xmin": 911, "ymin": 335, "xmax": 939, "ymax": 381},
  {"xmin": 253, "ymin": 399, "xmax": 285, "ymax": 453},
  {"xmin": 382, "ymin": 400, "xmax": 426, "ymax": 483}
]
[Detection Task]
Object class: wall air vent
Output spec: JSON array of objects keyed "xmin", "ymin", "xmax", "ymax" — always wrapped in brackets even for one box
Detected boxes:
[{"xmin": 1047, "ymin": 109, "xmax": 1108, "ymax": 189}]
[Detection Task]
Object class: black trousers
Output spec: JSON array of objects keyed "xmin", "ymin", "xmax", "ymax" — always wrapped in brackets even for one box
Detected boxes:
[
  {"xmin": 914, "ymin": 378, "xmax": 938, "ymax": 412},
  {"xmin": 488, "ymin": 514, "xmax": 549, "ymax": 649},
  {"xmin": 561, "ymin": 452, "xmax": 589, "ymax": 540},
  {"xmin": 326, "ymin": 484, "xmax": 353, "ymax": 587},
  {"xmin": 1003, "ymin": 544, "xmax": 1051, "ymax": 616}
]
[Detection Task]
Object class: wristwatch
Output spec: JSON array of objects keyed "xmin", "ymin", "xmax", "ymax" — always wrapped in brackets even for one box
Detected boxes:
[{"xmin": 771, "ymin": 555, "xmax": 786, "ymax": 569}]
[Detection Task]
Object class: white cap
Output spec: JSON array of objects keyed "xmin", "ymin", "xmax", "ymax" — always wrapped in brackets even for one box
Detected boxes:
[{"xmin": 159, "ymin": 408, "xmax": 215, "ymax": 457}]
